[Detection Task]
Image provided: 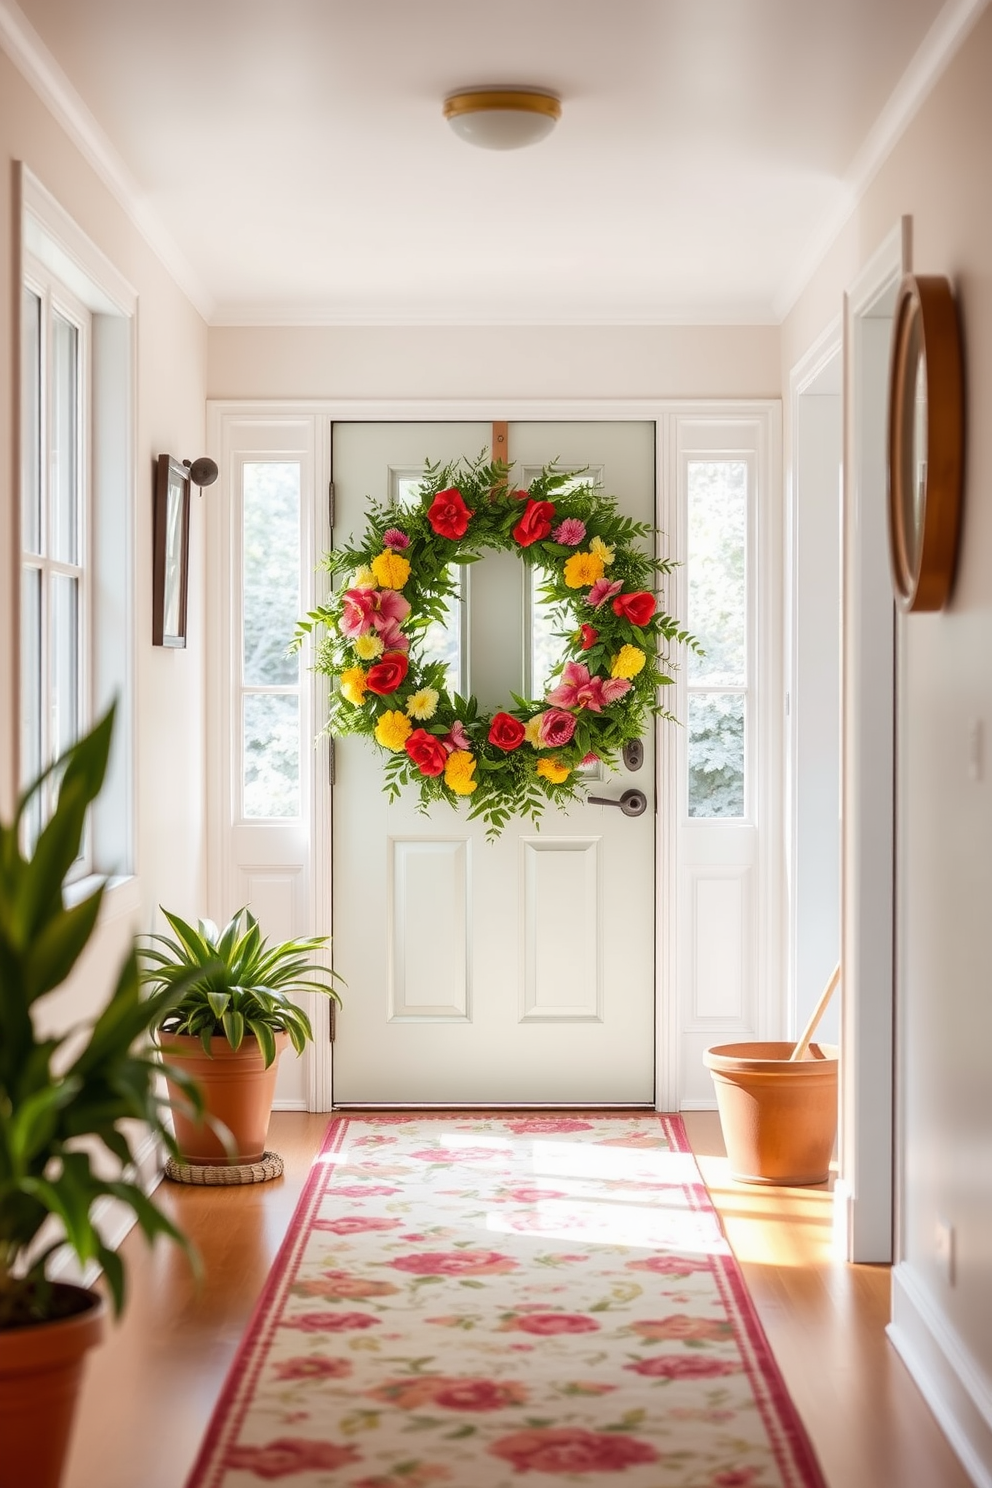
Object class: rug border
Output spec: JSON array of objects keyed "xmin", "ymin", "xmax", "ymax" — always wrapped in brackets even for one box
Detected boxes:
[{"xmin": 183, "ymin": 1111, "xmax": 827, "ymax": 1488}]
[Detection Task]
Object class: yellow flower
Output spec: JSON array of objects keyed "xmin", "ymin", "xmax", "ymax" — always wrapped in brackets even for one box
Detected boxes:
[
  {"xmin": 589, "ymin": 535, "xmax": 615, "ymax": 566},
  {"xmin": 536, "ymin": 758, "xmax": 570, "ymax": 784},
  {"xmin": 611, "ymin": 644, "xmax": 646, "ymax": 679},
  {"xmin": 340, "ymin": 666, "xmax": 368, "ymax": 705},
  {"xmin": 407, "ymin": 688, "xmax": 440, "ymax": 720},
  {"xmin": 444, "ymin": 750, "xmax": 478, "ymax": 795},
  {"xmin": 354, "ymin": 632, "xmax": 384, "ymax": 660},
  {"xmin": 523, "ymin": 715, "xmax": 543, "ymax": 747},
  {"xmin": 352, "ymin": 564, "xmax": 376, "ymax": 589},
  {"xmin": 375, "ymin": 710, "xmax": 412, "ymax": 751},
  {"xmin": 563, "ymin": 551, "xmax": 606, "ymax": 589},
  {"xmin": 371, "ymin": 550, "xmax": 411, "ymax": 590}
]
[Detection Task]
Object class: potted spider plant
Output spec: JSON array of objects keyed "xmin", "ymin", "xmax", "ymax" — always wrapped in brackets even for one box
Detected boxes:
[
  {"xmin": 139, "ymin": 908, "xmax": 342, "ymax": 1165},
  {"xmin": 0, "ymin": 708, "xmax": 202, "ymax": 1488}
]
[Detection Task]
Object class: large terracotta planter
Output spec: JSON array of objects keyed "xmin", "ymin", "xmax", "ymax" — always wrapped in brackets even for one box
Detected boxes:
[
  {"xmin": 160, "ymin": 1032, "xmax": 289, "ymax": 1164},
  {"xmin": 703, "ymin": 1041, "xmax": 839, "ymax": 1185},
  {"xmin": 0, "ymin": 1284, "xmax": 104, "ymax": 1488}
]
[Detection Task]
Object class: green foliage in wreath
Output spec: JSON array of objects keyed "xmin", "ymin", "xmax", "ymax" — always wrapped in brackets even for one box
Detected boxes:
[{"xmin": 295, "ymin": 455, "xmax": 699, "ymax": 838}]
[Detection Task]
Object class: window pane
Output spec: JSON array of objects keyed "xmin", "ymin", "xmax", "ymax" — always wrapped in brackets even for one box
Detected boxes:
[
  {"xmin": 243, "ymin": 692, "xmax": 300, "ymax": 818},
  {"xmin": 529, "ymin": 568, "xmax": 568, "ymax": 698},
  {"xmin": 243, "ymin": 462, "xmax": 301, "ymax": 686},
  {"xmin": 21, "ymin": 564, "xmax": 42, "ymax": 784},
  {"xmin": 688, "ymin": 461, "xmax": 746, "ymax": 684},
  {"xmin": 688, "ymin": 693, "xmax": 745, "ymax": 818},
  {"xmin": 51, "ymin": 313, "xmax": 79, "ymax": 565},
  {"xmin": 395, "ymin": 475, "xmax": 462, "ymax": 694},
  {"xmin": 21, "ymin": 289, "xmax": 42, "ymax": 555},
  {"xmin": 51, "ymin": 573, "xmax": 79, "ymax": 761}
]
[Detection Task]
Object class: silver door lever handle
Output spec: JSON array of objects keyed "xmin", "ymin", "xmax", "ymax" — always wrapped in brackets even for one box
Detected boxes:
[{"xmin": 587, "ymin": 788, "xmax": 648, "ymax": 817}]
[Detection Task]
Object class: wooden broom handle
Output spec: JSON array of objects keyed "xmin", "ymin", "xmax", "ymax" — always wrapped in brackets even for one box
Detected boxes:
[{"xmin": 790, "ymin": 963, "xmax": 840, "ymax": 1061}]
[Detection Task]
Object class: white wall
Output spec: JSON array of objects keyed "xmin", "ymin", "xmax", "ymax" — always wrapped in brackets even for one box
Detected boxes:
[
  {"xmin": 782, "ymin": 9, "xmax": 992, "ymax": 1478},
  {"xmin": 207, "ymin": 323, "xmax": 781, "ymax": 404},
  {"xmin": 0, "ymin": 48, "xmax": 209, "ymax": 1018}
]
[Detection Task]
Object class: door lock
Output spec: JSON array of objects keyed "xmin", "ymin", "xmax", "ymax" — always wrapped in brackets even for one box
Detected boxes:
[
  {"xmin": 622, "ymin": 738, "xmax": 644, "ymax": 771},
  {"xmin": 587, "ymin": 788, "xmax": 648, "ymax": 817}
]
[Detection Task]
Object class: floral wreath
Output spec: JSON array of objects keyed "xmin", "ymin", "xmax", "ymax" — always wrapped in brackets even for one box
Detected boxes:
[{"xmin": 296, "ymin": 456, "xmax": 697, "ymax": 838}]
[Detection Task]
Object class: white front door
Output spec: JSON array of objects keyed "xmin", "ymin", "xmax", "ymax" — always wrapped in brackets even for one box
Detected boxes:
[{"xmin": 330, "ymin": 421, "xmax": 658, "ymax": 1105}]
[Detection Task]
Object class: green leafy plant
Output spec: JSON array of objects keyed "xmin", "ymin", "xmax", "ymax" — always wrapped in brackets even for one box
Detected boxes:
[
  {"xmin": 139, "ymin": 907, "xmax": 343, "ymax": 1068},
  {"xmin": 0, "ymin": 708, "xmax": 202, "ymax": 1331}
]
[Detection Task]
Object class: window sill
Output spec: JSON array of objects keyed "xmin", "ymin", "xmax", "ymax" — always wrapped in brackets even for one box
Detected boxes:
[{"xmin": 64, "ymin": 873, "xmax": 141, "ymax": 919}]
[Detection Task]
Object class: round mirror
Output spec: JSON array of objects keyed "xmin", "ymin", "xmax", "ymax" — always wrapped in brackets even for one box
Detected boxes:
[{"xmin": 887, "ymin": 274, "xmax": 963, "ymax": 613}]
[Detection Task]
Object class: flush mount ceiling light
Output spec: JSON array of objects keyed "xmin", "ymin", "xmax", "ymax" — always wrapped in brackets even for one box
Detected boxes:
[{"xmin": 443, "ymin": 87, "xmax": 561, "ymax": 150}]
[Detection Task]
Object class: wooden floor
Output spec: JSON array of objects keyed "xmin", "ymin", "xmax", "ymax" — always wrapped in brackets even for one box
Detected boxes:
[{"xmin": 63, "ymin": 1111, "xmax": 972, "ymax": 1488}]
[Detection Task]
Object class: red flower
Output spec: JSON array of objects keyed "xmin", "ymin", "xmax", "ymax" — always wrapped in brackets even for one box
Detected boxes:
[
  {"xmin": 511, "ymin": 1312, "xmax": 601, "ymax": 1336},
  {"xmin": 390, "ymin": 1249, "xmax": 518, "ymax": 1276},
  {"xmin": 428, "ymin": 487, "xmax": 474, "ymax": 539},
  {"xmin": 273, "ymin": 1356, "xmax": 353, "ymax": 1381},
  {"xmin": 282, "ymin": 1311, "xmax": 381, "ymax": 1333},
  {"xmin": 612, "ymin": 591, "xmax": 657, "ymax": 626},
  {"xmin": 489, "ymin": 1427, "xmax": 659, "ymax": 1475},
  {"xmin": 579, "ymin": 624, "xmax": 599, "ymax": 650},
  {"xmin": 329, "ymin": 1184, "xmax": 401, "ymax": 1197},
  {"xmin": 513, "ymin": 498, "xmax": 556, "ymax": 547},
  {"xmin": 226, "ymin": 1438, "xmax": 360, "ymax": 1479},
  {"xmin": 489, "ymin": 712, "xmax": 526, "ymax": 751},
  {"xmin": 365, "ymin": 651, "xmax": 409, "ymax": 695},
  {"xmin": 405, "ymin": 728, "xmax": 449, "ymax": 776},
  {"xmin": 625, "ymin": 1355, "xmax": 740, "ymax": 1379},
  {"xmin": 499, "ymin": 1187, "xmax": 567, "ymax": 1202}
]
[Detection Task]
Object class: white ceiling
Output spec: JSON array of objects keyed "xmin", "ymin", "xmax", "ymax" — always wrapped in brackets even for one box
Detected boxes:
[{"xmin": 3, "ymin": 0, "xmax": 983, "ymax": 324}]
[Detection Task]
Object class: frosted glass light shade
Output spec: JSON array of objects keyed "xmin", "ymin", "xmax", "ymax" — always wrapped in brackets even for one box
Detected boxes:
[{"xmin": 444, "ymin": 89, "xmax": 561, "ymax": 151}]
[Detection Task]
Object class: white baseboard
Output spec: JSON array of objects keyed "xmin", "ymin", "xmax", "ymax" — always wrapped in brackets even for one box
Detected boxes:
[
  {"xmin": 888, "ymin": 1261, "xmax": 992, "ymax": 1488},
  {"xmin": 678, "ymin": 1099, "xmax": 718, "ymax": 1111},
  {"xmin": 272, "ymin": 1098, "xmax": 308, "ymax": 1112},
  {"xmin": 48, "ymin": 1129, "xmax": 164, "ymax": 1289}
]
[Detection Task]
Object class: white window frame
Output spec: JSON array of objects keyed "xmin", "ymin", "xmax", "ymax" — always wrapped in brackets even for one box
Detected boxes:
[
  {"xmin": 20, "ymin": 259, "xmax": 92, "ymax": 869},
  {"xmin": 18, "ymin": 164, "xmax": 138, "ymax": 896}
]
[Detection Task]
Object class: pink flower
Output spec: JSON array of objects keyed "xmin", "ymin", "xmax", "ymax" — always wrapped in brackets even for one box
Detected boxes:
[
  {"xmin": 489, "ymin": 1428, "xmax": 659, "ymax": 1475},
  {"xmin": 225, "ymin": 1438, "xmax": 360, "ymax": 1479},
  {"xmin": 547, "ymin": 662, "xmax": 607, "ymax": 713},
  {"xmin": 312, "ymin": 1216, "xmax": 402, "ymax": 1234},
  {"xmin": 601, "ymin": 677, "xmax": 632, "ymax": 704},
  {"xmin": 712, "ymin": 1471, "xmax": 760, "ymax": 1487},
  {"xmin": 339, "ymin": 586, "xmax": 411, "ymax": 639},
  {"xmin": 375, "ymin": 616, "xmax": 409, "ymax": 652},
  {"xmin": 632, "ymin": 1315, "xmax": 733, "ymax": 1341},
  {"xmin": 507, "ymin": 1117, "xmax": 594, "ymax": 1133},
  {"xmin": 581, "ymin": 752, "xmax": 599, "ymax": 766},
  {"xmin": 508, "ymin": 1312, "xmax": 601, "ymax": 1336},
  {"xmin": 442, "ymin": 720, "xmax": 472, "ymax": 754},
  {"xmin": 625, "ymin": 1355, "xmax": 740, "ymax": 1379},
  {"xmin": 273, "ymin": 1356, "xmax": 353, "ymax": 1381},
  {"xmin": 587, "ymin": 577, "xmax": 623, "ymax": 610},
  {"xmin": 330, "ymin": 1185, "xmax": 401, "ymax": 1197},
  {"xmin": 536, "ymin": 708, "xmax": 577, "ymax": 747},
  {"xmin": 390, "ymin": 1249, "xmax": 519, "ymax": 1277},
  {"xmin": 626, "ymin": 1254, "xmax": 712, "ymax": 1277},
  {"xmin": 499, "ymin": 1187, "xmax": 567, "ymax": 1202},
  {"xmin": 382, "ymin": 527, "xmax": 410, "ymax": 550},
  {"xmin": 282, "ymin": 1311, "xmax": 381, "ymax": 1333},
  {"xmin": 409, "ymin": 1147, "xmax": 506, "ymax": 1163},
  {"xmin": 551, "ymin": 518, "xmax": 586, "ymax": 546},
  {"xmin": 432, "ymin": 1379, "xmax": 529, "ymax": 1412}
]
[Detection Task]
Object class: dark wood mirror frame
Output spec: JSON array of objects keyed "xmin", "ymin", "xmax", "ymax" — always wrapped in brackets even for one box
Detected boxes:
[
  {"xmin": 153, "ymin": 453, "xmax": 191, "ymax": 647},
  {"xmin": 887, "ymin": 273, "xmax": 964, "ymax": 613}
]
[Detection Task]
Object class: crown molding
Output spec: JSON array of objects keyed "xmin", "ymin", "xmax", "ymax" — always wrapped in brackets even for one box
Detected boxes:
[
  {"xmin": 0, "ymin": 0, "xmax": 214, "ymax": 321},
  {"xmin": 207, "ymin": 302, "xmax": 779, "ymax": 330},
  {"xmin": 773, "ymin": 0, "xmax": 990, "ymax": 322}
]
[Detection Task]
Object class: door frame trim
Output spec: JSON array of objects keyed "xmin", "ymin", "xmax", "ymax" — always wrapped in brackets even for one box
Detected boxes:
[{"xmin": 207, "ymin": 397, "xmax": 783, "ymax": 1113}]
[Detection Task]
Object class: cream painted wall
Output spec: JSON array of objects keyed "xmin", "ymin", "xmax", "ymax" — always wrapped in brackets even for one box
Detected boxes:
[
  {"xmin": 782, "ymin": 6, "xmax": 992, "ymax": 1471},
  {"xmin": 0, "ymin": 48, "xmax": 209, "ymax": 1019},
  {"xmin": 207, "ymin": 323, "xmax": 781, "ymax": 403}
]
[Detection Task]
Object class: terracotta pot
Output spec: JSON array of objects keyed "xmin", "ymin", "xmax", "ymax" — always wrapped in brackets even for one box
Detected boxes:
[
  {"xmin": 160, "ymin": 1032, "xmax": 289, "ymax": 1164},
  {"xmin": 0, "ymin": 1283, "xmax": 104, "ymax": 1488},
  {"xmin": 703, "ymin": 1041, "xmax": 839, "ymax": 1185}
]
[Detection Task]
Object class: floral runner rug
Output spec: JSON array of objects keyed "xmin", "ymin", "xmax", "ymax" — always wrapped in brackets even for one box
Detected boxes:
[{"xmin": 185, "ymin": 1113, "xmax": 826, "ymax": 1488}]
